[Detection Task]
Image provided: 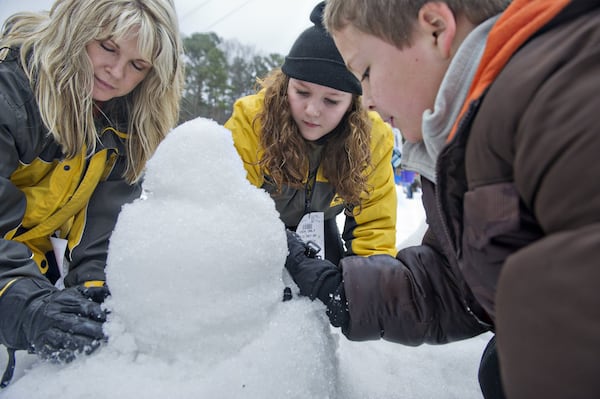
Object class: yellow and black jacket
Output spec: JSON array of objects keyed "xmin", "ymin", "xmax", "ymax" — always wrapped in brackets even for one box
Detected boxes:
[
  {"xmin": 0, "ymin": 50, "xmax": 141, "ymax": 298},
  {"xmin": 225, "ymin": 90, "xmax": 397, "ymax": 262}
]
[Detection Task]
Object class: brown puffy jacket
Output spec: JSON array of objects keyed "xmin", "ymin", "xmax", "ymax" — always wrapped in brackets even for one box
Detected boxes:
[{"xmin": 340, "ymin": 0, "xmax": 600, "ymax": 397}]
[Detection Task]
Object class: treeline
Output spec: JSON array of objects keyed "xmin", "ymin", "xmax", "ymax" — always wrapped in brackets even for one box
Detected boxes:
[{"xmin": 179, "ymin": 32, "xmax": 285, "ymax": 125}]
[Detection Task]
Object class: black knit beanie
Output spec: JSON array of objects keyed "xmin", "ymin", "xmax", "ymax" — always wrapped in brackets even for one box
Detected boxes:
[{"xmin": 281, "ymin": 1, "xmax": 362, "ymax": 95}]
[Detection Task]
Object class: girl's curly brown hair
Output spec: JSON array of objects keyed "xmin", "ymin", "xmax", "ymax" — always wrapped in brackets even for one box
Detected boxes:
[{"xmin": 255, "ymin": 68, "xmax": 373, "ymax": 211}]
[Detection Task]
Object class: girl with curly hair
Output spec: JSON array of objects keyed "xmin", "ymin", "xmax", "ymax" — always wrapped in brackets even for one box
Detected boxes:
[{"xmin": 225, "ymin": 2, "xmax": 396, "ymax": 265}]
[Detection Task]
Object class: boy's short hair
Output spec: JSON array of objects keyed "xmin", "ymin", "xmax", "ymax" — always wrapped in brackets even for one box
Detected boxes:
[{"xmin": 324, "ymin": 0, "xmax": 510, "ymax": 49}]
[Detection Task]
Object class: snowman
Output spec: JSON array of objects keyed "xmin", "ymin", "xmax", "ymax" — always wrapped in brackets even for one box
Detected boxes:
[{"xmin": 3, "ymin": 117, "xmax": 338, "ymax": 399}]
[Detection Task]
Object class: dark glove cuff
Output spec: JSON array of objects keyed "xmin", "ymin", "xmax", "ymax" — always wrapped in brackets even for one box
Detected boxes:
[
  {"xmin": 0, "ymin": 278, "xmax": 55, "ymax": 350},
  {"xmin": 312, "ymin": 268, "xmax": 342, "ymax": 303},
  {"xmin": 310, "ymin": 268, "xmax": 349, "ymax": 330},
  {"xmin": 326, "ymin": 283, "xmax": 349, "ymax": 330}
]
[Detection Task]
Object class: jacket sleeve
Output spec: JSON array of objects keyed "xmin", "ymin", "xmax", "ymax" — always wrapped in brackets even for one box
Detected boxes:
[
  {"xmin": 0, "ymin": 60, "xmax": 50, "ymax": 293},
  {"xmin": 340, "ymin": 250, "xmax": 487, "ymax": 345},
  {"xmin": 342, "ymin": 112, "xmax": 397, "ymax": 257},
  {"xmin": 495, "ymin": 9, "xmax": 600, "ymax": 397},
  {"xmin": 224, "ymin": 93, "xmax": 265, "ymax": 188},
  {"xmin": 63, "ymin": 153, "xmax": 141, "ymax": 287}
]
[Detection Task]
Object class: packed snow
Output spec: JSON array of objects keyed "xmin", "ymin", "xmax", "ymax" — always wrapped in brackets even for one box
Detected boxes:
[{"xmin": 0, "ymin": 117, "xmax": 491, "ymax": 398}]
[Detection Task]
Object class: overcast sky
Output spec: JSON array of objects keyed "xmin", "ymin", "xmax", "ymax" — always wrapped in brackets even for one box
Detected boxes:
[{"xmin": 0, "ymin": 0, "xmax": 319, "ymax": 55}]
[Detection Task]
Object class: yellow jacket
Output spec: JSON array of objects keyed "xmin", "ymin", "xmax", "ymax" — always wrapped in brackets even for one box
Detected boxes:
[
  {"xmin": 0, "ymin": 54, "xmax": 141, "ymax": 293},
  {"xmin": 225, "ymin": 91, "xmax": 397, "ymax": 259}
]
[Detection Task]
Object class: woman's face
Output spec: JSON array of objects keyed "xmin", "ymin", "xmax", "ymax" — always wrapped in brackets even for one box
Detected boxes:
[
  {"xmin": 287, "ymin": 78, "xmax": 353, "ymax": 142},
  {"xmin": 86, "ymin": 34, "xmax": 152, "ymax": 101}
]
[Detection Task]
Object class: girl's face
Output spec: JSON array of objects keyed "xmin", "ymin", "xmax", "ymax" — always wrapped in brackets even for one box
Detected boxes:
[
  {"xmin": 287, "ymin": 78, "xmax": 353, "ymax": 142},
  {"xmin": 86, "ymin": 34, "xmax": 152, "ymax": 101}
]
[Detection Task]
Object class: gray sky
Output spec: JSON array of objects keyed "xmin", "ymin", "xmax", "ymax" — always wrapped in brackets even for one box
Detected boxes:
[{"xmin": 0, "ymin": 0, "xmax": 319, "ymax": 55}]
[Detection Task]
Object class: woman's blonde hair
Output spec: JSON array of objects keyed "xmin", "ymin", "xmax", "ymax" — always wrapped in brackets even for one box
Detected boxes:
[
  {"xmin": 256, "ymin": 69, "xmax": 372, "ymax": 210},
  {"xmin": 0, "ymin": 0, "xmax": 184, "ymax": 183}
]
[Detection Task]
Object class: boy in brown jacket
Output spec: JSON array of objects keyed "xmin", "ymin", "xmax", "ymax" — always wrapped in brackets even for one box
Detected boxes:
[{"xmin": 285, "ymin": 1, "xmax": 600, "ymax": 398}]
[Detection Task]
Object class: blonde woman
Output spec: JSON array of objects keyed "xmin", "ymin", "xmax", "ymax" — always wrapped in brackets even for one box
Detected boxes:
[
  {"xmin": 225, "ymin": 2, "xmax": 396, "ymax": 266},
  {"xmin": 0, "ymin": 0, "xmax": 184, "ymax": 375}
]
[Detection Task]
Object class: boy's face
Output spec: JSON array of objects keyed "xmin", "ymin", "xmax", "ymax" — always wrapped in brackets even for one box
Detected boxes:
[{"xmin": 332, "ymin": 25, "xmax": 449, "ymax": 143}]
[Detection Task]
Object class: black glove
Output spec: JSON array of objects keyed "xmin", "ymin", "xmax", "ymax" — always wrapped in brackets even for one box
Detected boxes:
[
  {"xmin": 285, "ymin": 230, "xmax": 341, "ymax": 301},
  {"xmin": 285, "ymin": 230, "xmax": 349, "ymax": 328},
  {"xmin": 0, "ymin": 278, "xmax": 107, "ymax": 363},
  {"xmin": 79, "ymin": 284, "xmax": 111, "ymax": 304}
]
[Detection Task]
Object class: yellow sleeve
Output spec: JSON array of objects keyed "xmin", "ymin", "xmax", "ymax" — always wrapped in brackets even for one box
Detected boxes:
[
  {"xmin": 347, "ymin": 112, "xmax": 397, "ymax": 257},
  {"xmin": 224, "ymin": 92, "xmax": 266, "ymax": 188}
]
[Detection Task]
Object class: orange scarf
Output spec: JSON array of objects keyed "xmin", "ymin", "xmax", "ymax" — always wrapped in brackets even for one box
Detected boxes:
[{"xmin": 447, "ymin": 0, "xmax": 571, "ymax": 142}]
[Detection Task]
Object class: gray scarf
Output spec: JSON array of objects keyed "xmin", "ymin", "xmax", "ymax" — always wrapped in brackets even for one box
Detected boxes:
[{"xmin": 400, "ymin": 16, "xmax": 499, "ymax": 183}]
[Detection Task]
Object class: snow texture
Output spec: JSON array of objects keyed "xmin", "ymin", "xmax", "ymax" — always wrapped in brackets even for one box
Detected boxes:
[{"xmin": 0, "ymin": 117, "xmax": 490, "ymax": 399}]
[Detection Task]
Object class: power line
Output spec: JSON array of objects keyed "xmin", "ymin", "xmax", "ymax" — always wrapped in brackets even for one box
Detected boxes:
[
  {"xmin": 180, "ymin": 0, "xmax": 213, "ymax": 21},
  {"xmin": 202, "ymin": 0, "xmax": 256, "ymax": 31}
]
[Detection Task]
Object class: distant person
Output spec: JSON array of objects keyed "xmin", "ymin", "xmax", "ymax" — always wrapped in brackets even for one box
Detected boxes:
[
  {"xmin": 225, "ymin": 2, "xmax": 396, "ymax": 265},
  {"xmin": 0, "ymin": 0, "xmax": 184, "ymax": 385},
  {"xmin": 284, "ymin": 0, "xmax": 600, "ymax": 398}
]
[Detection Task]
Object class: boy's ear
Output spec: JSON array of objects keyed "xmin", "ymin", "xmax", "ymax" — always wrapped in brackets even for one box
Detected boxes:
[{"xmin": 417, "ymin": 2, "xmax": 456, "ymax": 59}]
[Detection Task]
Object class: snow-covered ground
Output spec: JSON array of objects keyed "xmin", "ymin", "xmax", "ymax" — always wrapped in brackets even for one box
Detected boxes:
[
  {"xmin": 0, "ymin": 118, "xmax": 490, "ymax": 398},
  {"xmin": 334, "ymin": 189, "xmax": 491, "ymax": 399}
]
